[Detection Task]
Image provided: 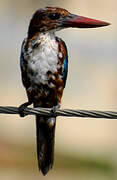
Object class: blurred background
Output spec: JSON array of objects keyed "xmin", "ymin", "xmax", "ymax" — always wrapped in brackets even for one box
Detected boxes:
[{"xmin": 0, "ymin": 0, "xmax": 117, "ymax": 179}]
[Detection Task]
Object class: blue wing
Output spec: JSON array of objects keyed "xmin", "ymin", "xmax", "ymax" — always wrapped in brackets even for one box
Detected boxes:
[
  {"xmin": 20, "ymin": 47, "xmax": 23, "ymax": 69},
  {"xmin": 20, "ymin": 39, "xmax": 26, "ymax": 69},
  {"xmin": 61, "ymin": 40, "xmax": 68, "ymax": 88},
  {"xmin": 62, "ymin": 51, "xmax": 68, "ymax": 88},
  {"xmin": 56, "ymin": 37, "xmax": 68, "ymax": 88}
]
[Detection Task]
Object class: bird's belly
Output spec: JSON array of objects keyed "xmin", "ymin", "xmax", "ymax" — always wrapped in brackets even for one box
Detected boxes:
[
  {"xmin": 27, "ymin": 78, "xmax": 63, "ymax": 108},
  {"xmin": 26, "ymin": 52, "xmax": 63, "ymax": 107}
]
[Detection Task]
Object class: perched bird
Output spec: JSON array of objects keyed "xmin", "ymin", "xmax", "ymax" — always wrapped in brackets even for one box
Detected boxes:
[{"xmin": 19, "ymin": 7, "xmax": 110, "ymax": 175}]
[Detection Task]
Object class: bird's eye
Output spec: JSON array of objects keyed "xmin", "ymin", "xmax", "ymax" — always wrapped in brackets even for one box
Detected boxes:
[{"xmin": 49, "ymin": 13, "xmax": 60, "ymax": 20}]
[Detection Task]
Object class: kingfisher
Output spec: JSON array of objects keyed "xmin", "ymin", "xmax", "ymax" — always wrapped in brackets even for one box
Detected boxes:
[{"xmin": 19, "ymin": 7, "xmax": 110, "ymax": 175}]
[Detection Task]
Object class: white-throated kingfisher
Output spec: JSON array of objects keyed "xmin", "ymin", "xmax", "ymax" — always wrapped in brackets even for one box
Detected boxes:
[{"xmin": 19, "ymin": 7, "xmax": 110, "ymax": 175}]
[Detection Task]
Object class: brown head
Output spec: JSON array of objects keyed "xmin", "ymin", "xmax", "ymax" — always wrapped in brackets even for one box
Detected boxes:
[{"xmin": 28, "ymin": 7, "xmax": 110, "ymax": 38}]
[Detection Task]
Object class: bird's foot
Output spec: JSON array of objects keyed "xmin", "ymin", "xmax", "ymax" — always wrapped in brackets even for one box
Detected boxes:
[
  {"xmin": 18, "ymin": 101, "xmax": 32, "ymax": 117},
  {"xmin": 47, "ymin": 105, "xmax": 60, "ymax": 128},
  {"xmin": 51, "ymin": 104, "xmax": 60, "ymax": 117}
]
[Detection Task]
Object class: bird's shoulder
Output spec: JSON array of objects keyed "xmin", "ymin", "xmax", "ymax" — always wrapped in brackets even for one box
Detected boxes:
[{"xmin": 55, "ymin": 36, "xmax": 68, "ymax": 57}]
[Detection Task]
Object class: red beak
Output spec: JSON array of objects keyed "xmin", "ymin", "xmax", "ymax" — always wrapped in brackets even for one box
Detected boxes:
[{"xmin": 63, "ymin": 14, "xmax": 110, "ymax": 28}]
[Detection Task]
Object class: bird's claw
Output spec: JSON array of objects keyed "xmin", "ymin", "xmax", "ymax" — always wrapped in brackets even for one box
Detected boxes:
[
  {"xmin": 18, "ymin": 101, "xmax": 32, "ymax": 117},
  {"xmin": 50, "ymin": 104, "xmax": 60, "ymax": 116}
]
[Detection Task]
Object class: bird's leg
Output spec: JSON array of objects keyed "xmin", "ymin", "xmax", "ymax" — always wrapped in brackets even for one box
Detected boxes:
[{"xmin": 19, "ymin": 101, "xmax": 32, "ymax": 117}]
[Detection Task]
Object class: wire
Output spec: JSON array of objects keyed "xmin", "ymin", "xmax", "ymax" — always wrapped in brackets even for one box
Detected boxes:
[{"xmin": 0, "ymin": 106, "xmax": 117, "ymax": 119}]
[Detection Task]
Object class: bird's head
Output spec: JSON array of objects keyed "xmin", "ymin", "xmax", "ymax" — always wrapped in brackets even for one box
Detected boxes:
[{"xmin": 28, "ymin": 7, "xmax": 110, "ymax": 38}]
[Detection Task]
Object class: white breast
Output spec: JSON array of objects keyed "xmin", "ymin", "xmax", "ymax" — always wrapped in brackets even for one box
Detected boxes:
[{"xmin": 26, "ymin": 32, "xmax": 58, "ymax": 85}]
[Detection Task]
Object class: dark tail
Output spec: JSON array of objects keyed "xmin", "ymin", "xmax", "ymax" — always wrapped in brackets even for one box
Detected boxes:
[{"xmin": 36, "ymin": 115, "xmax": 56, "ymax": 175}]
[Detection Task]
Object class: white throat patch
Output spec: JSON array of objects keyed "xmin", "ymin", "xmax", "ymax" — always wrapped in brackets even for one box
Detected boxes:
[{"xmin": 25, "ymin": 32, "xmax": 58, "ymax": 85}]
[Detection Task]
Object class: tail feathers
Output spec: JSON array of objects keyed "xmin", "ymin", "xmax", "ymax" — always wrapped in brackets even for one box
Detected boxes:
[{"xmin": 36, "ymin": 116, "xmax": 56, "ymax": 175}]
